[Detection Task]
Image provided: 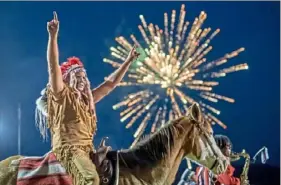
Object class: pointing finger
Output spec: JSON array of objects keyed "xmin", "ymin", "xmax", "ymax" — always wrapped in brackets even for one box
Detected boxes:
[
  {"xmin": 53, "ymin": 11, "xmax": 58, "ymax": 21},
  {"xmin": 132, "ymin": 44, "xmax": 136, "ymax": 51}
]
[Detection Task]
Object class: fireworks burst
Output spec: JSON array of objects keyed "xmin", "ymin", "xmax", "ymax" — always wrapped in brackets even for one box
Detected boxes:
[{"xmin": 104, "ymin": 4, "xmax": 248, "ymax": 148}]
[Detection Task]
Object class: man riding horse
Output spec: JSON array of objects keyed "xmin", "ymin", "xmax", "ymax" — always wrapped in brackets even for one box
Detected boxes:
[
  {"xmin": 0, "ymin": 105, "xmax": 229, "ymax": 185},
  {"xmin": 0, "ymin": 11, "xmax": 230, "ymax": 185},
  {"xmin": 37, "ymin": 11, "xmax": 139, "ymax": 185}
]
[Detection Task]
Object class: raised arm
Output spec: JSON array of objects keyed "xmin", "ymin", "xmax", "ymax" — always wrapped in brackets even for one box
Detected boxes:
[
  {"xmin": 47, "ymin": 12, "xmax": 64, "ymax": 94},
  {"xmin": 92, "ymin": 46, "xmax": 139, "ymax": 103}
]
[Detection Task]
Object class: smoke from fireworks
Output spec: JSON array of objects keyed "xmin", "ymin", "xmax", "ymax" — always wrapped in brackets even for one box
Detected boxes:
[{"xmin": 104, "ymin": 4, "xmax": 248, "ymax": 148}]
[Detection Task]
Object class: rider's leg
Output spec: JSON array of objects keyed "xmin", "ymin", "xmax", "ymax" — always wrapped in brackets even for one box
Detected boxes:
[
  {"xmin": 55, "ymin": 147, "xmax": 100, "ymax": 185},
  {"xmin": 71, "ymin": 153, "xmax": 100, "ymax": 185}
]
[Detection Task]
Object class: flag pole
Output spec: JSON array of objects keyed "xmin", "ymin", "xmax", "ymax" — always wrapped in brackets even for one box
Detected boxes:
[
  {"xmin": 0, "ymin": 111, "xmax": 2, "ymax": 143},
  {"xmin": 18, "ymin": 103, "xmax": 21, "ymax": 155}
]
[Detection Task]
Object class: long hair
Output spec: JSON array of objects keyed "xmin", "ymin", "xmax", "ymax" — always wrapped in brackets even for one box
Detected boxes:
[
  {"xmin": 35, "ymin": 87, "xmax": 48, "ymax": 141},
  {"xmin": 35, "ymin": 71, "xmax": 95, "ymax": 141},
  {"xmin": 35, "ymin": 57, "xmax": 93, "ymax": 141}
]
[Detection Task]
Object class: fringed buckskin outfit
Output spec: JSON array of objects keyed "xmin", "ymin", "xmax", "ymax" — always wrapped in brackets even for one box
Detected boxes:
[
  {"xmin": 36, "ymin": 53, "xmax": 135, "ymax": 184},
  {"xmin": 47, "ymin": 84, "xmax": 100, "ymax": 185}
]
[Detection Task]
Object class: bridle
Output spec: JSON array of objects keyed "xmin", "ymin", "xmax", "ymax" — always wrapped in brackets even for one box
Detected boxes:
[{"xmin": 188, "ymin": 113, "xmax": 221, "ymax": 171}]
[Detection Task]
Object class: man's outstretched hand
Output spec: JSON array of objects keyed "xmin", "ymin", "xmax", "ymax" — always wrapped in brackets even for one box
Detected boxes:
[
  {"xmin": 127, "ymin": 45, "xmax": 140, "ymax": 61},
  {"xmin": 47, "ymin": 11, "xmax": 59, "ymax": 37}
]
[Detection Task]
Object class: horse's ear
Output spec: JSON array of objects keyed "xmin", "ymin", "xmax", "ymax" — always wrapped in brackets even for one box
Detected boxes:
[{"xmin": 190, "ymin": 103, "xmax": 202, "ymax": 122}]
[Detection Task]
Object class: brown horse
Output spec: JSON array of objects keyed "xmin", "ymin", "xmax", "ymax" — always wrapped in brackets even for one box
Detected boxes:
[{"xmin": 0, "ymin": 103, "xmax": 228, "ymax": 185}]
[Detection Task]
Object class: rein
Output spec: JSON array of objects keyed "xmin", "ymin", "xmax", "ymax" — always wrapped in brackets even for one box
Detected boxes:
[{"xmin": 188, "ymin": 113, "xmax": 220, "ymax": 171}]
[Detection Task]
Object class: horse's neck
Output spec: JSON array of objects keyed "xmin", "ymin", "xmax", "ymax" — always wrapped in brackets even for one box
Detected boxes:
[
  {"xmin": 119, "ymin": 117, "xmax": 194, "ymax": 185},
  {"xmin": 149, "ymin": 118, "xmax": 193, "ymax": 184},
  {"xmin": 147, "ymin": 118, "xmax": 192, "ymax": 184},
  {"xmin": 142, "ymin": 139, "xmax": 185, "ymax": 185},
  {"xmin": 158, "ymin": 147, "xmax": 185, "ymax": 185}
]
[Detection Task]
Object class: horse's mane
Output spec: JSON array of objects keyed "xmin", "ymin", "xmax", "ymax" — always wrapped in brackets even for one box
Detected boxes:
[{"xmin": 118, "ymin": 121, "xmax": 179, "ymax": 169}]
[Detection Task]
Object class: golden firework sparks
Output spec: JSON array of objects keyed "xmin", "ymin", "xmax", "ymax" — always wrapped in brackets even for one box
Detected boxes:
[{"xmin": 104, "ymin": 4, "xmax": 249, "ymax": 147}]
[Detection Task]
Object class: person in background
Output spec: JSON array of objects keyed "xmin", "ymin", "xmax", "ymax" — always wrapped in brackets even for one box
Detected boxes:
[{"xmin": 178, "ymin": 135, "xmax": 240, "ymax": 185}]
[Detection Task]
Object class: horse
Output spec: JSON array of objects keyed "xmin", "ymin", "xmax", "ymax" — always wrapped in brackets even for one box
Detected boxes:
[{"xmin": 0, "ymin": 103, "xmax": 228, "ymax": 185}]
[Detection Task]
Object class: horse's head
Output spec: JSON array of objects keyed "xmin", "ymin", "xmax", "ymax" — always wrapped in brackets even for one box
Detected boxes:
[{"xmin": 181, "ymin": 103, "xmax": 229, "ymax": 175}]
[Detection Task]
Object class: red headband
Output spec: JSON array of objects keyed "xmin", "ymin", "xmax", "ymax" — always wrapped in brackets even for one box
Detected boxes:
[{"xmin": 60, "ymin": 57, "xmax": 85, "ymax": 78}]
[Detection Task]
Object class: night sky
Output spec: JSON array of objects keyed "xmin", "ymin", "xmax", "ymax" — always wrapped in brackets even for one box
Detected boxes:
[{"xmin": 0, "ymin": 1, "xmax": 279, "ymax": 169}]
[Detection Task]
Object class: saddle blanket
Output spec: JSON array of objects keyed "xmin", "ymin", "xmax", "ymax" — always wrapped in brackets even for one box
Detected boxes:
[{"xmin": 11, "ymin": 152, "xmax": 72, "ymax": 185}]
